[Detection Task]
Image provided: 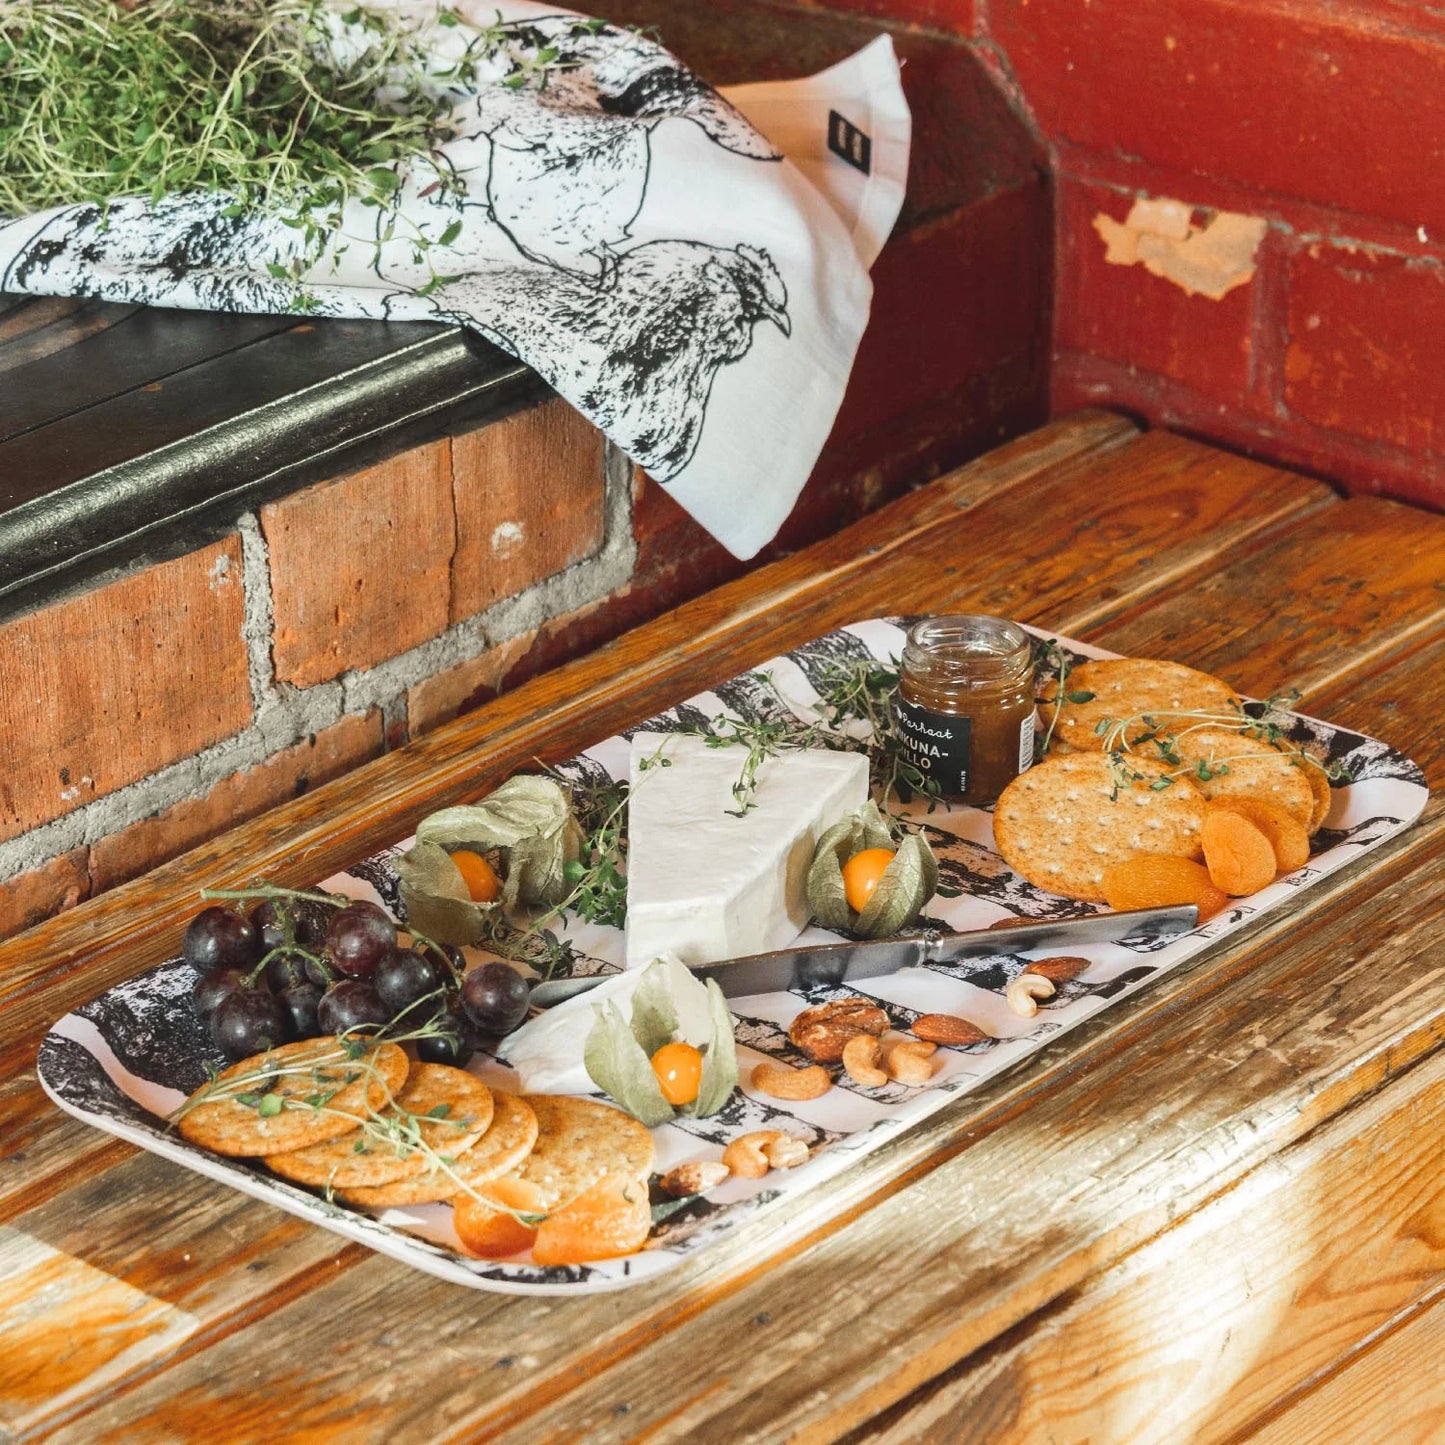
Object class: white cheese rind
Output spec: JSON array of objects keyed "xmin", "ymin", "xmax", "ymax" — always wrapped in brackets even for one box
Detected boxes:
[{"xmin": 624, "ymin": 734, "xmax": 870, "ymax": 967}]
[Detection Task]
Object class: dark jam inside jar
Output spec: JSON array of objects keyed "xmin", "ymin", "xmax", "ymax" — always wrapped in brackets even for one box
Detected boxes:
[{"xmin": 893, "ymin": 615, "xmax": 1036, "ymax": 805}]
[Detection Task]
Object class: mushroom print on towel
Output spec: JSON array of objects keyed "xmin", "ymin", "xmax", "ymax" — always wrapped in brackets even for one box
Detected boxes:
[{"xmin": 0, "ymin": 2, "xmax": 911, "ymax": 560}]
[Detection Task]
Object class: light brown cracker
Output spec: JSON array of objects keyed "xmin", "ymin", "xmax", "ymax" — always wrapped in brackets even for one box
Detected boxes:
[
  {"xmin": 1040, "ymin": 658, "xmax": 1240, "ymax": 753},
  {"xmin": 338, "ymin": 1091, "xmax": 538, "ymax": 1209},
  {"xmin": 177, "ymin": 1038, "xmax": 409, "ymax": 1158},
  {"xmin": 1170, "ymin": 727, "xmax": 1315, "ymax": 825},
  {"xmin": 486, "ymin": 1095, "xmax": 654, "ymax": 1213},
  {"xmin": 266, "ymin": 1064, "xmax": 492, "ymax": 1189},
  {"xmin": 993, "ymin": 752, "xmax": 1206, "ymax": 902},
  {"xmin": 1305, "ymin": 761, "xmax": 1333, "ymax": 834}
]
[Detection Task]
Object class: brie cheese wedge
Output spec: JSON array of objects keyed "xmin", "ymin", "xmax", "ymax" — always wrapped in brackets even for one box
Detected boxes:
[{"xmin": 624, "ymin": 733, "xmax": 870, "ymax": 968}]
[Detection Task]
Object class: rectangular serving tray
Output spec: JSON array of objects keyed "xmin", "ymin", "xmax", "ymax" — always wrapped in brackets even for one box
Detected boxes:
[{"xmin": 37, "ymin": 620, "xmax": 1429, "ymax": 1294}]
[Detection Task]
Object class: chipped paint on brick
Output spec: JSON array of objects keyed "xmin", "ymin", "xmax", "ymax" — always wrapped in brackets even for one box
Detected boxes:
[{"xmin": 1095, "ymin": 198, "xmax": 1268, "ymax": 300}]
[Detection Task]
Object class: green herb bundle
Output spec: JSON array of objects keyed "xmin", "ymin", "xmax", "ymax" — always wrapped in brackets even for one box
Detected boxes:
[{"xmin": 0, "ymin": 1, "xmax": 473, "ymax": 225}]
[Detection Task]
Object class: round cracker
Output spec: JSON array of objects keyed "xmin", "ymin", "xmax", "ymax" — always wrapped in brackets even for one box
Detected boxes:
[
  {"xmin": 338, "ymin": 1090, "xmax": 539, "ymax": 1209},
  {"xmin": 1170, "ymin": 727, "xmax": 1315, "ymax": 826},
  {"xmin": 267, "ymin": 1064, "xmax": 493, "ymax": 1190},
  {"xmin": 487, "ymin": 1095, "xmax": 654, "ymax": 1213},
  {"xmin": 1040, "ymin": 658, "xmax": 1241, "ymax": 753},
  {"xmin": 994, "ymin": 752, "xmax": 1206, "ymax": 903},
  {"xmin": 1305, "ymin": 760, "xmax": 1333, "ymax": 834},
  {"xmin": 177, "ymin": 1038, "xmax": 410, "ymax": 1158}
]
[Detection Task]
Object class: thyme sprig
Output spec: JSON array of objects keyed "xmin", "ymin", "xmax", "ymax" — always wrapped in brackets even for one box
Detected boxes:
[{"xmin": 0, "ymin": 2, "xmax": 608, "ymax": 295}]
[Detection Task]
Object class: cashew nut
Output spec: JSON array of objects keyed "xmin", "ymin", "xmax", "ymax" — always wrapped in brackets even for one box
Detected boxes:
[
  {"xmin": 659, "ymin": 1159, "xmax": 731, "ymax": 1197},
  {"xmin": 842, "ymin": 1033, "xmax": 888, "ymax": 1088},
  {"xmin": 1006, "ymin": 973, "xmax": 1056, "ymax": 1017},
  {"xmin": 722, "ymin": 1130, "xmax": 808, "ymax": 1179},
  {"xmin": 751, "ymin": 1060, "xmax": 832, "ymax": 1101},
  {"xmin": 885, "ymin": 1037, "xmax": 937, "ymax": 1085}
]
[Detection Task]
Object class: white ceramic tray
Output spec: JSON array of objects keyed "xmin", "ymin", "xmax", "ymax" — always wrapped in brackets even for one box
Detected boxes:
[{"xmin": 38, "ymin": 620, "xmax": 1428, "ymax": 1294}]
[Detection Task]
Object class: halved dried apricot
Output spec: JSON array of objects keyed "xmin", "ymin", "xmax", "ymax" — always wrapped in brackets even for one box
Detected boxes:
[
  {"xmin": 1100, "ymin": 854, "xmax": 1228, "ymax": 921},
  {"xmin": 531, "ymin": 1173, "xmax": 652, "ymax": 1266},
  {"xmin": 1200, "ymin": 809, "xmax": 1278, "ymax": 896},
  {"xmin": 1206, "ymin": 797, "xmax": 1309, "ymax": 873},
  {"xmin": 453, "ymin": 1198, "xmax": 539, "ymax": 1259}
]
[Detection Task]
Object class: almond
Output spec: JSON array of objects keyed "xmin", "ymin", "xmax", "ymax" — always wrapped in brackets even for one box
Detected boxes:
[
  {"xmin": 911, "ymin": 1013, "xmax": 991, "ymax": 1047},
  {"xmin": 1023, "ymin": 955, "xmax": 1090, "ymax": 984}
]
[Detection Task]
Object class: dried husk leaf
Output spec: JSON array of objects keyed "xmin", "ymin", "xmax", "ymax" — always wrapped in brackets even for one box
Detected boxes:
[
  {"xmin": 630, "ymin": 961, "xmax": 682, "ymax": 1058},
  {"xmin": 583, "ymin": 1000, "xmax": 676, "ymax": 1128},
  {"xmin": 396, "ymin": 839, "xmax": 496, "ymax": 945},
  {"xmin": 807, "ymin": 803, "xmax": 938, "ymax": 938},
  {"xmin": 686, "ymin": 980, "xmax": 739, "ymax": 1117},
  {"xmin": 408, "ymin": 776, "xmax": 582, "ymax": 916}
]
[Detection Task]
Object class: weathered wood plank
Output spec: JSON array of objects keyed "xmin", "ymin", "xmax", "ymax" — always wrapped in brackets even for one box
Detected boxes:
[
  {"xmin": 0, "ymin": 297, "xmax": 138, "ymax": 378},
  {"xmin": 1090, "ymin": 496, "xmax": 1445, "ymax": 697},
  {"xmin": 854, "ymin": 1018, "xmax": 1445, "ymax": 1445},
  {"xmin": 0, "ymin": 425, "xmax": 1331, "ymax": 1035},
  {"xmin": 1243, "ymin": 1286, "xmax": 1445, "ymax": 1445},
  {"xmin": 1, "ymin": 1151, "xmax": 364, "ymax": 1440}
]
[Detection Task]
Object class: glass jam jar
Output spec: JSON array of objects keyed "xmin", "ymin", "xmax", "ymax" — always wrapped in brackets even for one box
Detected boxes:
[{"xmin": 893, "ymin": 615, "xmax": 1037, "ymax": 804}]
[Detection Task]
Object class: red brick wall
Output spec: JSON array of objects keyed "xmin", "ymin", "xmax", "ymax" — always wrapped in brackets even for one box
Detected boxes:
[{"xmin": 816, "ymin": 0, "xmax": 1445, "ymax": 512}]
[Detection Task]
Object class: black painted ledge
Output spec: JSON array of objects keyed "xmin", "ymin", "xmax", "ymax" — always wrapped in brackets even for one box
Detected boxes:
[{"xmin": 0, "ymin": 298, "xmax": 549, "ymax": 621}]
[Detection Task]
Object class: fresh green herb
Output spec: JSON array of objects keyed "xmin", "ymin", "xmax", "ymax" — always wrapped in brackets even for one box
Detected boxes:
[
  {"xmin": 1036, "ymin": 638, "xmax": 1093, "ymax": 759},
  {"xmin": 0, "ymin": 2, "xmax": 608, "ymax": 291}
]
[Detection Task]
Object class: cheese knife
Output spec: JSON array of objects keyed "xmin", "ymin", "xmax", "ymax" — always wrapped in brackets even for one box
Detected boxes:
[{"xmin": 529, "ymin": 903, "xmax": 1198, "ymax": 1005}]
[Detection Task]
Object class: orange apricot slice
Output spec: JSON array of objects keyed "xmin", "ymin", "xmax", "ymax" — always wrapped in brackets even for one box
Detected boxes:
[
  {"xmin": 1100, "ymin": 855, "xmax": 1229, "ymax": 922},
  {"xmin": 531, "ymin": 1173, "xmax": 652, "ymax": 1267},
  {"xmin": 1207, "ymin": 797, "xmax": 1310, "ymax": 873},
  {"xmin": 453, "ymin": 1198, "xmax": 539, "ymax": 1259},
  {"xmin": 1200, "ymin": 809, "xmax": 1278, "ymax": 896}
]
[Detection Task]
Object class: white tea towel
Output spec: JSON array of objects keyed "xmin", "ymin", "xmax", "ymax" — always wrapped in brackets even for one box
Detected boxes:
[{"xmin": 0, "ymin": 3, "xmax": 910, "ymax": 559}]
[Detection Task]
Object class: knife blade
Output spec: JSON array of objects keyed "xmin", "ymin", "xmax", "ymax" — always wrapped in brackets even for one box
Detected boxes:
[{"xmin": 528, "ymin": 903, "xmax": 1198, "ymax": 1006}]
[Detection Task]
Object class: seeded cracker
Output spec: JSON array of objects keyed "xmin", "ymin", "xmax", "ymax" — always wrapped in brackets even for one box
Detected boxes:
[
  {"xmin": 338, "ymin": 1091, "xmax": 540, "ymax": 1209},
  {"xmin": 488, "ymin": 1095, "xmax": 654, "ymax": 1213},
  {"xmin": 176, "ymin": 1038, "xmax": 410, "ymax": 1157},
  {"xmin": 265, "ymin": 1063, "xmax": 493, "ymax": 1190},
  {"xmin": 993, "ymin": 752, "xmax": 1206, "ymax": 903},
  {"xmin": 1169, "ymin": 726, "xmax": 1316, "ymax": 826},
  {"xmin": 1040, "ymin": 658, "xmax": 1240, "ymax": 753}
]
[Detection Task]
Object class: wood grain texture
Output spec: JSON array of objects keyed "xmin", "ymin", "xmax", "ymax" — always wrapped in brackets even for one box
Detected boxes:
[
  {"xmin": 856, "ymin": 1015, "xmax": 1445, "ymax": 1445},
  {"xmin": 5, "ymin": 418, "xmax": 1443, "ymax": 1443},
  {"xmin": 1242, "ymin": 1286, "xmax": 1445, "ymax": 1445}
]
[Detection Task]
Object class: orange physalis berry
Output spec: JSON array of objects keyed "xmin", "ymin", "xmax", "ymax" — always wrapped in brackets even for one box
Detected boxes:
[
  {"xmin": 651, "ymin": 1040, "xmax": 704, "ymax": 1106},
  {"xmin": 841, "ymin": 848, "xmax": 895, "ymax": 913},
  {"xmin": 450, "ymin": 849, "xmax": 502, "ymax": 903}
]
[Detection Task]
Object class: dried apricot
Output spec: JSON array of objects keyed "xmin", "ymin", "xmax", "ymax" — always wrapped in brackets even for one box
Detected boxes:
[
  {"xmin": 1206, "ymin": 797, "xmax": 1309, "ymax": 873},
  {"xmin": 1100, "ymin": 855, "xmax": 1229, "ymax": 921},
  {"xmin": 531, "ymin": 1173, "xmax": 652, "ymax": 1266},
  {"xmin": 1200, "ymin": 809, "xmax": 1278, "ymax": 896},
  {"xmin": 453, "ymin": 1198, "xmax": 539, "ymax": 1259}
]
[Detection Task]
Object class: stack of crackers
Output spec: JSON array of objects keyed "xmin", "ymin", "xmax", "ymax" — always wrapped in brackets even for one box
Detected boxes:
[
  {"xmin": 176, "ymin": 1036, "xmax": 655, "ymax": 1265},
  {"xmin": 995, "ymin": 658, "xmax": 1330, "ymax": 905}
]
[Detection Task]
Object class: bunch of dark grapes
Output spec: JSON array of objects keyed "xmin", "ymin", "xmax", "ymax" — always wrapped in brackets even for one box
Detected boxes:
[{"xmin": 183, "ymin": 891, "xmax": 532, "ymax": 1063}]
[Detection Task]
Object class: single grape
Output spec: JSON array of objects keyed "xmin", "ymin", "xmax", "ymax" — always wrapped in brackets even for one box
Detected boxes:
[
  {"xmin": 183, "ymin": 906, "xmax": 261, "ymax": 971},
  {"xmin": 266, "ymin": 950, "xmax": 310, "ymax": 993},
  {"xmin": 325, "ymin": 902, "xmax": 397, "ymax": 980},
  {"xmin": 251, "ymin": 897, "xmax": 296, "ymax": 953},
  {"xmin": 317, "ymin": 979, "xmax": 391, "ymax": 1035},
  {"xmin": 210, "ymin": 988, "xmax": 290, "ymax": 1060},
  {"xmin": 303, "ymin": 952, "xmax": 338, "ymax": 989},
  {"xmin": 374, "ymin": 947, "xmax": 445, "ymax": 1018},
  {"xmin": 416, "ymin": 1005, "xmax": 481, "ymax": 1067},
  {"xmin": 192, "ymin": 965, "xmax": 251, "ymax": 1018},
  {"xmin": 279, "ymin": 983, "xmax": 324, "ymax": 1040},
  {"xmin": 459, "ymin": 962, "xmax": 531, "ymax": 1037}
]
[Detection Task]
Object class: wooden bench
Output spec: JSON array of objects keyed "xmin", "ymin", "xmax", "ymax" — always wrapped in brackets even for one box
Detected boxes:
[{"xmin": 3, "ymin": 412, "xmax": 1442, "ymax": 1442}]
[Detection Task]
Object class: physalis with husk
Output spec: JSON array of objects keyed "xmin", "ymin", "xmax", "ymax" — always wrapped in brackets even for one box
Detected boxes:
[
  {"xmin": 396, "ymin": 776, "xmax": 583, "ymax": 945},
  {"xmin": 583, "ymin": 957, "xmax": 738, "ymax": 1128},
  {"xmin": 807, "ymin": 801, "xmax": 939, "ymax": 937}
]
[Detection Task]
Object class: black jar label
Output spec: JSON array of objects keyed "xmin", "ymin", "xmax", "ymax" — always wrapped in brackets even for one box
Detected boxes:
[{"xmin": 893, "ymin": 698, "xmax": 973, "ymax": 796}]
